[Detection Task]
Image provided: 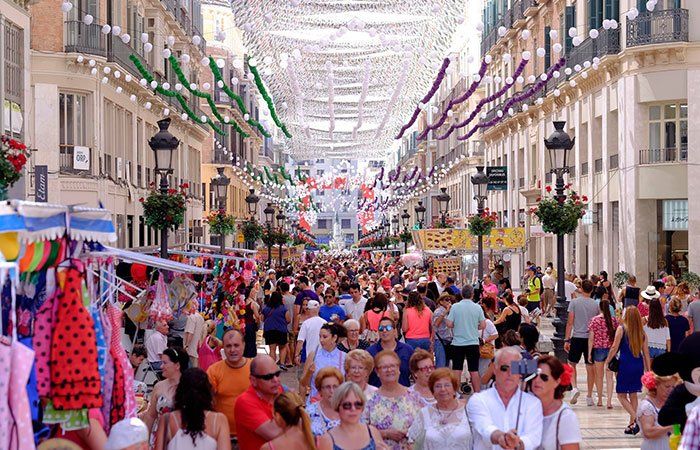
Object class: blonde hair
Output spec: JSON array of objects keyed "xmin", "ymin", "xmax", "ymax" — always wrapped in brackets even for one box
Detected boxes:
[
  {"xmin": 344, "ymin": 349, "xmax": 374, "ymax": 373},
  {"xmin": 648, "ymin": 373, "xmax": 681, "ymax": 396},
  {"xmin": 273, "ymin": 392, "xmax": 317, "ymax": 450},
  {"xmin": 623, "ymin": 306, "xmax": 645, "ymax": 358},
  {"xmin": 331, "ymin": 381, "xmax": 367, "ymax": 411}
]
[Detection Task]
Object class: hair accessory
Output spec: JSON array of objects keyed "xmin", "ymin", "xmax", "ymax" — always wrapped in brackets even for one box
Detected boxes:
[
  {"xmin": 641, "ymin": 371, "xmax": 657, "ymax": 391},
  {"xmin": 559, "ymin": 364, "xmax": 573, "ymax": 387},
  {"xmin": 171, "ymin": 348, "xmax": 178, "ymax": 358}
]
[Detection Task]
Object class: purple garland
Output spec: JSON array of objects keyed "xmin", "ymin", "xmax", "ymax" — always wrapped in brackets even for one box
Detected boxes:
[
  {"xmin": 457, "ymin": 58, "xmax": 566, "ymax": 141},
  {"xmin": 395, "ymin": 57, "xmax": 451, "ymax": 139},
  {"xmin": 435, "ymin": 57, "xmax": 530, "ymax": 141},
  {"xmin": 417, "ymin": 59, "xmax": 489, "ymax": 140}
]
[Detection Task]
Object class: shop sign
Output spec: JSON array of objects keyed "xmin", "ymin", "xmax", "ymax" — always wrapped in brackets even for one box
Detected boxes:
[
  {"xmin": 35, "ymin": 165, "xmax": 48, "ymax": 202},
  {"xmin": 663, "ymin": 199, "xmax": 688, "ymax": 231},
  {"xmin": 487, "ymin": 166, "xmax": 508, "ymax": 191},
  {"xmin": 73, "ymin": 146, "xmax": 90, "ymax": 170}
]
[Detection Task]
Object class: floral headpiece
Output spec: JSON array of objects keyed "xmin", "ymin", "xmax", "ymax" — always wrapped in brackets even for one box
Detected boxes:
[
  {"xmin": 559, "ymin": 364, "xmax": 574, "ymax": 387},
  {"xmin": 641, "ymin": 371, "xmax": 657, "ymax": 391}
]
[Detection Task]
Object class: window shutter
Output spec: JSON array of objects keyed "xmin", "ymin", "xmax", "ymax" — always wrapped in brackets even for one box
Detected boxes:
[
  {"xmin": 565, "ymin": 5, "xmax": 576, "ymax": 53},
  {"xmin": 87, "ymin": 0, "xmax": 98, "ymax": 17},
  {"xmin": 544, "ymin": 26, "xmax": 551, "ymax": 70}
]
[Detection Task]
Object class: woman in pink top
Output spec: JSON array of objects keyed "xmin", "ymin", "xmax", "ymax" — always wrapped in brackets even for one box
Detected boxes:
[
  {"xmin": 402, "ymin": 292, "xmax": 433, "ymax": 352},
  {"xmin": 197, "ymin": 321, "xmax": 222, "ymax": 372},
  {"xmin": 361, "ymin": 293, "xmax": 397, "ymax": 343}
]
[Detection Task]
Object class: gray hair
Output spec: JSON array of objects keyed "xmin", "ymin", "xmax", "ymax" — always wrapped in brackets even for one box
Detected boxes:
[
  {"xmin": 343, "ymin": 319, "xmax": 361, "ymax": 330},
  {"xmin": 331, "ymin": 381, "xmax": 367, "ymax": 411},
  {"xmin": 494, "ymin": 346, "xmax": 521, "ymax": 366},
  {"xmin": 461, "ymin": 284, "xmax": 474, "ymax": 299}
]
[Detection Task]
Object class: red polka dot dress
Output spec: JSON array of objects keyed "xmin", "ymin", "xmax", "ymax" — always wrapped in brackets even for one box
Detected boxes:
[{"xmin": 49, "ymin": 267, "xmax": 102, "ymax": 410}]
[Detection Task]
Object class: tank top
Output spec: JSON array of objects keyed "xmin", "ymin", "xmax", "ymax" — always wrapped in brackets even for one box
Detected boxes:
[
  {"xmin": 197, "ymin": 336, "xmax": 221, "ymax": 372},
  {"xmin": 404, "ymin": 307, "xmax": 432, "ymax": 339},
  {"xmin": 503, "ymin": 305, "xmax": 522, "ymax": 332},
  {"xmin": 624, "ymin": 286, "xmax": 640, "ymax": 308},
  {"xmin": 366, "ymin": 309, "xmax": 391, "ymax": 331},
  {"xmin": 167, "ymin": 412, "xmax": 218, "ymax": 450},
  {"xmin": 329, "ymin": 425, "xmax": 377, "ymax": 450}
]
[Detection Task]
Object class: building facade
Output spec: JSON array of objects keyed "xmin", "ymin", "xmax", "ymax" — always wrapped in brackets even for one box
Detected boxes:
[{"xmin": 478, "ymin": 0, "xmax": 697, "ymax": 283}]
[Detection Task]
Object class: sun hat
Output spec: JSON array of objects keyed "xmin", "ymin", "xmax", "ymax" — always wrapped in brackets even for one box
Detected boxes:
[
  {"xmin": 418, "ymin": 276, "xmax": 429, "ymax": 284},
  {"xmin": 104, "ymin": 418, "xmax": 148, "ymax": 450},
  {"xmin": 307, "ymin": 300, "xmax": 320, "ymax": 309},
  {"xmin": 641, "ymin": 285, "xmax": 661, "ymax": 300}
]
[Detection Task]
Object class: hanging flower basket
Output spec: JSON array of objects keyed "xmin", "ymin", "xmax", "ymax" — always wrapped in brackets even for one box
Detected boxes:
[
  {"xmin": 613, "ymin": 271, "xmax": 631, "ymax": 289},
  {"xmin": 681, "ymin": 271, "xmax": 700, "ymax": 291},
  {"xmin": 239, "ymin": 219, "xmax": 263, "ymax": 243},
  {"xmin": 529, "ymin": 184, "xmax": 587, "ymax": 235},
  {"xmin": 274, "ymin": 230, "xmax": 291, "ymax": 246},
  {"xmin": 468, "ymin": 209, "xmax": 498, "ymax": 236},
  {"xmin": 0, "ymin": 136, "xmax": 30, "ymax": 200},
  {"xmin": 399, "ymin": 230, "xmax": 413, "ymax": 244},
  {"xmin": 206, "ymin": 210, "xmax": 237, "ymax": 236},
  {"xmin": 140, "ymin": 183, "xmax": 188, "ymax": 231}
]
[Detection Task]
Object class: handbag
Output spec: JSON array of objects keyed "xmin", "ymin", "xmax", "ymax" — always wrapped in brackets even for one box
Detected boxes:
[
  {"xmin": 479, "ymin": 329, "xmax": 495, "ymax": 359},
  {"xmin": 607, "ymin": 356, "xmax": 619, "ymax": 372}
]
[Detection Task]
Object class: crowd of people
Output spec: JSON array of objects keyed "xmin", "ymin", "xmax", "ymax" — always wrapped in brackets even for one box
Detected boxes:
[{"xmin": 95, "ymin": 255, "xmax": 700, "ymax": 450}]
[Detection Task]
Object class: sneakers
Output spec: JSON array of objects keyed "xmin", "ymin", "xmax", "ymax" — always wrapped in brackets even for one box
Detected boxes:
[
  {"xmin": 570, "ymin": 387, "xmax": 580, "ymax": 405},
  {"xmin": 586, "ymin": 396, "xmax": 594, "ymax": 407}
]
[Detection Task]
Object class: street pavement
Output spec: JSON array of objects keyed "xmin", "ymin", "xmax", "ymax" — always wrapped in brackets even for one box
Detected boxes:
[{"xmin": 265, "ymin": 317, "xmax": 644, "ymax": 449}]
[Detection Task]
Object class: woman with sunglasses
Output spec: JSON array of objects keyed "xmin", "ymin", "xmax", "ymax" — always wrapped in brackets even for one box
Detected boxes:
[
  {"xmin": 301, "ymin": 323, "xmax": 347, "ymax": 400},
  {"xmin": 317, "ymin": 382, "xmax": 388, "ymax": 450},
  {"xmin": 261, "ymin": 391, "xmax": 317, "ymax": 450},
  {"xmin": 407, "ymin": 368, "xmax": 472, "ymax": 449},
  {"xmin": 306, "ymin": 367, "xmax": 344, "ymax": 436},
  {"xmin": 338, "ymin": 319, "xmax": 370, "ymax": 352},
  {"xmin": 529, "ymin": 355, "xmax": 581, "ymax": 450},
  {"xmin": 407, "ymin": 349, "xmax": 436, "ymax": 406},
  {"xmin": 365, "ymin": 350, "xmax": 423, "ymax": 449},
  {"xmin": 345, "ymin": 349, "xmax": 378, "ymax": 397}
]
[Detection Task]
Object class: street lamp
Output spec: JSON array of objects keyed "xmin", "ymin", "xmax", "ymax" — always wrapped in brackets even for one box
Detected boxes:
[
  {"xmin": 414, "ymin": 201, "xmax": 426, "ymax": 229},
  {"xmin": 276, "ymin": 210, "xmax": 286, "ymax": 266},
  {"xmin": 544, "ymin": 121, "xmax": 575, "ymax": 362},
  {"xmin": 436, "ymin": 187, "xmax": 452, "ymax": 227},
  {"xmin": 391, "ymin": 215, "xmax": 399, "ymax": 234},
  {"xmin": 264, "ymin": 203, "xmax": 275, "ymax": 267},
  {"xmin": 401, "ymin": 209, "xmax": 411, "ymax": 253},
  {"xmin": 211, "ymin": 167, "xmax": 230, "ymax": 253},
  {"xmin": 149, "ymin": 118, "xmax": 179, "ymax": 259},
  {"xmin": 471, "ymin": 166, "xmax": 489, "ymax": 281},
  {"xmin": 244, "ymin": 189, "xmax": 260, "ymax": 250}
]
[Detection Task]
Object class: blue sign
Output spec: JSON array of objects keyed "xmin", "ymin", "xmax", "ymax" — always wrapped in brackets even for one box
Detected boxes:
[{"xmin": 316, "ymin": 235, "xmax": 331, "ymax": 244}]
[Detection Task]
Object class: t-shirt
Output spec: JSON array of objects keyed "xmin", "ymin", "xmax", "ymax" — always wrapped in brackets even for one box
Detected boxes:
[
  {"xmin": 687, "ymin": 301, "xmax": 700, "ymax": 332},
  {"xmin": 404, "ymin": 307, "xmax": 432, "ymax": 339},
  {"xmin": 298, "ymin": 316, "xmax": 326, "ymax": 355},
  {"xmin": 262, "ymin": 304, "xmax": 288, "ymax": 333},
  {"xmin": 145, "ymin": 331, "xmax": 167, "ymax": 363},
  {"xmin": 480, "ymin": 319, "xmax": 498, "ymax": 342},
  {"xmin": 483, "ymin": 283, "xmax": 499, "ymax": 298},
  {"xmin": 527, "ymin": 277, "xmax": 541, "ymax": 302},
  {"xmin": 367, "ymin": 341, "xmax": 414, "ymax": 387},
  {"xmin": 666, "ymin": 314, "xmax": 690, "ymax": 352},
  {"xmin": 169, "ymin": 314, "xmax": 187, "ymax": 339},
  {"xmin": 564, "ymin": 281, "xmax": 578, "ymax": 301},
  {"xmin": 283, "ymin": 294, "xmax": 296, "ymax": 332},
  {"xmin": 342, "ymin": 298, "xmax": 368, "ymax": 321},
  {"xmin": 319, "ymin": 304, "xmax": 347, "ymax": 322},
  {"xmin": 567, "ymin": 297, "xmax": 600, "ymax": 338},
  {"xmin": 588, "ymin": 315, "xmax": 619, "ymax": 349},
  {"xmin": 207, "ymin": 359, "xmax": 251, "ymax": 435},
  {"xmin": 295, "ymin": 289, "xmax": 320, "ymax": 306},
  {"xmin": 542, "ymin": 274, "xmax": 556, "ymax": 290},
  {"xmin": 432, "ymin": 306, "xmax": 453, "ymax": 341},
  {"xmin": 540, "ymin": 404, "xmax": 581, "ymax": 450},
  {"xmin": 234, "ymin": 385, "xmax": 281, "ymax": 450},
  {"xmin": 446, "ymin": 300, "xmax": 485, "ymax": 346},
  {"xmin": 643, "ymin": 325, "xmax": 670, "ymax": 350},
  {"xmin": 184, "ymin": 313, "xmax": 206, "ymax": 358}
]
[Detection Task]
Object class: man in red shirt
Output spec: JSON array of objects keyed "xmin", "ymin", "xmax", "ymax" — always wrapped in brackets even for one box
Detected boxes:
[{"xmin": 234, "ymin": 355, "xmax": 284, "ymax": 450}]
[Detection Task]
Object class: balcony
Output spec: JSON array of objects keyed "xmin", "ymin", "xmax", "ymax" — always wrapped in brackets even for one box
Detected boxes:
[
  {"xmin": 65, "ymin": 21, "xmax": 107, "ymax": 57},
  {"xmin": 567, "ymin": 27, "xmax": 620, "ymax": 71},
  {"xmin": 434, "ymin": 143, "xmax": 467, "ymax": 168},
  {"xmin": 639, "ymin": 146, "xmax": 687, "ymax": 165},
  {"xmin": 480, "ymin": 0, "xmax": 537, "ymax": 56},
  {"xmin": 162, "ymin": 0, "xmax": 207, "ymax": 54},
  {"xmin": 626, "ymin": 8, "xmax": 688, "ymax": 48}
]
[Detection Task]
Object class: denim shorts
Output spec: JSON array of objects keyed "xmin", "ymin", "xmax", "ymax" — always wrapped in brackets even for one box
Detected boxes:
[
  {"xmin": 591, "ymin": 348, "xmax": 609, "ymax": 362},
  {"xmin": 649, "ymin": 347, "xmax": 666, "ymax": 358}
]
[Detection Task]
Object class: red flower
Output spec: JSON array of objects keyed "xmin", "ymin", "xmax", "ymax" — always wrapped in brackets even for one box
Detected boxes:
[
  {"xmin": 167, "ymin": 188, "xmax": 176, "ymax": 195},
  {"xmin": 581, "ymin": 195, "xmax": 588, "ymax": 202},
  {"xmin": 536, "ymin": 197, "xmax": 541, "ymax": 202},
  {"xmin": 545, "ymin": 185, "xmax": 552, "ymax": 193},
  {"xmin": 138, "ymin": 197, "xmax": 144, "ymax": 203},
  {"xmin": 181, "ymin": 182, "xmax": 189, "ymax": 189}
]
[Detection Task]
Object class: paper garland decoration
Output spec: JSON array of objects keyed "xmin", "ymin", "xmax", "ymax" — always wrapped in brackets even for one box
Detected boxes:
[{"xmin": 248, "ymin": 63, "xmax": 292, "ymax": 138}]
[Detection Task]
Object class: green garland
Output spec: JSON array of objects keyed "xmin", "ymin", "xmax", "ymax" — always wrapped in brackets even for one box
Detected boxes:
[
  {"xmin": 128, "ymin": 55, "xmax": 226, "ymax": 135},
  {"xmin": 248, "ymin": 63, "xmax": 292, "ymax": 138}
]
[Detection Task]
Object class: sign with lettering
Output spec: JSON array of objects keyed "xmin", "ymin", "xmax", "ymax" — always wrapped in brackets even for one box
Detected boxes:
[
  {"xmin": 412, "ymin": 227, "xmax": 526, "ymax": 251},
  {"xmin": 35, "ymin": 165, "xmax": 48, "ymax": 202},
  {"xmin": 73, "ymin": 146, "xmax": 90, "ymax": 170},
  {"xmin": 662, "ymin": 199, "xmax": 688, "ymax": 231},
  {"xmin": 487, "ymin": 166, "xmax": 508, "ymax": 191}
]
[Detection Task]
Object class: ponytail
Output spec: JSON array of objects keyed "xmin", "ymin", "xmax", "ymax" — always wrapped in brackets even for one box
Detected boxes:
[
  {"xmin": 298, "ymin": 404, "xmax": 317, "ymax": 450},
  {"xmin": 272, "ymin": 392, "xmax": 317, "ymax": 450},
  {"xmin": 600, "ymin": 300, "xmax": 615, "ymax": 342}
]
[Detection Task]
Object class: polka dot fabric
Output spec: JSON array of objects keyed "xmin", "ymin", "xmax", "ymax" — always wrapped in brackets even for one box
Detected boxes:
[
  {"xmin": 49, "ymin": 268, "xmax": 102, "ymax": 410},
  {"xmin": 8, "ymin": 341, "xmax": 35, "ymax": 450},
  {"xmin": 0, "ymin": 345, "xmax": 11, "ymax": 449},
  {"xmin": 33, "ymin": 290, "xmax": 57, "ymax": 398}
]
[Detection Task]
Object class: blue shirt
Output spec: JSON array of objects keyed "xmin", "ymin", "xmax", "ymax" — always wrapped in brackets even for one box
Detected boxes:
[
  {"xmin": 446, "ymin": 299, "xmax": 485, "ymax": 346},
  {"xmin": 319, "ymin": 305, "xmax": 346, "ymax": 322},
  {"xmin": 367, "ymin": 341, "xmax": 413, "ymax": 387},
  {"xmin": 262, "ymin": 304, "xmax": 288, "ymax": 332},
  {"xmin": 295, "ymin": 289, "xmax": 320, "ymax": 306}
]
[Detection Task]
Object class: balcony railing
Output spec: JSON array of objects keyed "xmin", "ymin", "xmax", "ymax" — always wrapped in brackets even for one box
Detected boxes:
[
  {"xmin": 59, "ymin": 145, "xmax": 92, "ymax": 174},
  {"xmin": 567, "ymin": 27, "xmax": 620, "ymax": 70},
  {"xmin": 65, "ymin": 21, "xmax": 107, "ymax": 56},
  {"xmin": 481, "ymin": 0, "xmax": 537, "ymax": 55},
  {"xmin": 434, "ymin": 143, "xmax": 467, "ymax": 168},
  {"xmin": 639, "ymin": 146, "xmax": 687, "ymax": 165},
  {"xmin": 627, "ymin": 8, "xmax": 689, "ymax": 48}
]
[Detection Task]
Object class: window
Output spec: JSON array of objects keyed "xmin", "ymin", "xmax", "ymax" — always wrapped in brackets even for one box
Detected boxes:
[
  {"xmin": 59, "ymin": 92, "xmax": 88, "ymax": 172},
  {"xmin": 341, "ymin": 219, "xmax": 351, "ymax": 229},
  {"xmin": 4, "ymin": 20, "xmax": 23, "ymax": 139},
  {"xmin": 317, "ymin": 219, "xmax": 328, "ymax": 229},
  {"xmin": 581, "ymin": 162, "xmax": 589, "ymax": 176},
  {"xmin": 611, "ymin": 201, "xmax": 619, "ymax": 232},
  {"xmin": 594, "ymin": 158, "xmax": 603, "ymax": 173},
  {"xmin": 609, "ymin": 154, "xmax": 619, "ymax": 169},
  {"xmin": 317, "ymin": 169, "xmax": 324, "ymax": 176},
  {"xmin": 648, "ymin": 102, "xmax": 688, "ymax": 162}
]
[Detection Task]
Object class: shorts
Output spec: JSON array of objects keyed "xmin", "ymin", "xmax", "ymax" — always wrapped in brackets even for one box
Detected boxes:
[
  {"xmin": 568, "ymin": 337, "xmax": 592, "ymax": 364},
  {"xmin": 451, "ymin": 344, "xmax": 480, "ymax": 372},
  {"xmin": 263, "ymin": 330, "xmax": 288, "ymax": 346},
  {"xmin": 649, "ymin": 347, "xmax": 666, "ymax": 358},
  {"xmin": 526, "ymin": 301, "xmax": 540, "ymax": 313},
  {"xmin": 591, "ymin": 348, "xmax": 609, "ymax": 362}
]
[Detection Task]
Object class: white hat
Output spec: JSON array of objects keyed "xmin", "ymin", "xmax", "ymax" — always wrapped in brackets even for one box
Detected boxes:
[
  {"xmin": 641, "ymin": 285, "xmax": 661, "ymax": 300},
  {"xmin": 307, "ymin": 300, "xmax": 320, "ymax": 309},
  {"xmin": 105, "ymin": 418, "xmax": 148, "ymax": 450},
  {"xmin": 418, "ymin": 276, "xmax": 429, "ymax": 284},
  {"xmin": 267, "ymin": 269, "xmax": 276, "ymax": 274}
]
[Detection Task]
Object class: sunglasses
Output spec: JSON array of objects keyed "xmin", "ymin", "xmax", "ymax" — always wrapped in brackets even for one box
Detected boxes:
[
  {"xmin": 498, "ymin": 365, "xmax": 510, "ymax": 373},
  {"xmin": 340, "ymin": 401, "xmax": 364, "ymax": 411},
  {"xmin": 253, "ymin": 370, "xmax": 282, "ymax": 380},
  {"xmin": 536, "ymin": 373, "xmax": 551, "ymax": 382},
  {"xmin": 378, "ymin": 325, "xmax": 394, "ymax": 332}
]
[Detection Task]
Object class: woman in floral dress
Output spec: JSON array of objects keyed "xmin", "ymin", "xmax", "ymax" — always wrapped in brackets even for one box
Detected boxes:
[{"xmin": 364, "ymin": 350, "xmax": 422, "ymax": 449}]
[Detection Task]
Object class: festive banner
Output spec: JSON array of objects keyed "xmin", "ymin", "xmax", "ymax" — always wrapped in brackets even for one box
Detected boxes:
[{"xmin": 412, "ymin": 227, "xmax": 526, "ymax": 251}]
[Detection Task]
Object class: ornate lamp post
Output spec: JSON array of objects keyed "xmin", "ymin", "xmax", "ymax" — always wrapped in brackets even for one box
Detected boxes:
[
  {"xmin": 244, "ymin": 189, "xmax": 260, "ymax": 250},
  {"xmin": 276, "ymin": 210, "xmax": 286, "ymax": 266},
  {"xmin": 211, "ymin": 167, "xmax": 230, "ymax": 254},
  {"xmin": 401, "ymin": 209, "xmax": 411, "ymax": 253},
  {"xmin": 149, "ymin": 118, "xmax": 179, "ymax": 259},
  {"xmin": 471, "ymin": 166, "xmax": 489, "ymax": 280},
  {"xmin": 264, "ymin": 203, "xmax": 275, "ymax": 267},
  {"xmin": 391, "ymin": 214, "xmax": 399, "ymax": 235},
  {"xmin": 544, "ymin": 121, "xmax": 575, "ymax": 362},
  {"xmin": 414, "ymin": 201, "xmax": 426, "ymax": 229},
  {"xmin": 436, "ymin": 187, "xmax": 452, "ymax": 227}
]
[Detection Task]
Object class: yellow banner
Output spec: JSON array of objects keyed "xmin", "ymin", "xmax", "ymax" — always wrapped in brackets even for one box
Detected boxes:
[{"xmin": 412, "ymin": 227, "xmax": 526, "ymax": 251}]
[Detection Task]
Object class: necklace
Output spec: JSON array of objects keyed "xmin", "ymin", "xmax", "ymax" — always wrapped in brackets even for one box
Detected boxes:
[{"xmin": 435, "ymin": 402, "xmax": 458, "ymax": 425}]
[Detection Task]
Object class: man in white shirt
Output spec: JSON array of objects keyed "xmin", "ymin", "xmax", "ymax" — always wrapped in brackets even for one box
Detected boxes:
[
  {"xmin": 468, "ymin": 346, "xmax": 543, "ymax": 449},
  {"xmin": 343, "ymin": 283, "xmax": 368, "ymax": 322},
  {"xmin": 145, "ymin": 320, "xmax": 169, "ymax": 369},
  {"xmin": 564, "ymin": 273, "xmax": 578, "ymax": 302},
  {"xmin": 541, "ymin": 267, "xmax": 556, "ymax": 317},
  {"xmin": 295, "ymin": 300, "xmax": 326, "ymax": 365}
]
